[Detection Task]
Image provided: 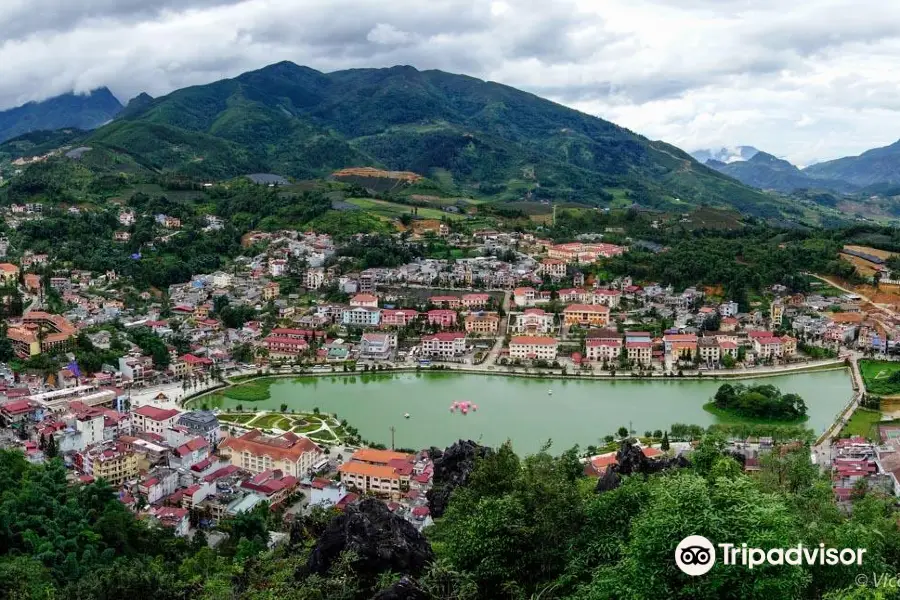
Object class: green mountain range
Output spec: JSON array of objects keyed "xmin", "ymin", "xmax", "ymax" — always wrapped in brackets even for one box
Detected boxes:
[
  {"xmin": 803, "ymin": 139, "xmax": 900, "ymax": 187},
  {"xmin": 79, "ymin": 61, "xmax": 799, "ymax": 216},
  {"xmin": 0, "ymin": 87, "xmax": 122, "ymax": 143}
]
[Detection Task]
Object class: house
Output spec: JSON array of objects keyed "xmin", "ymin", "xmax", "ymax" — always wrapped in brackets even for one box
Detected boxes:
[
  {"xmin": 563, "ymin": 304, "xmax": 610, "ymax": 327},
  {"xmin": 341, "ymin": 307, "xmax": 381, "ymax": 327},
  {"xmin": 133, "ymin": 406, "xmax": 181, "ymax": 436},
  {"xmin": 139, "ymin": 467, "xmax": 179, "ymax": 504},
  {"xmin": 421, "ymin": 332, "xmax": 466, "ymax": 358},
  {"xmin": 509, "ymin": 336, "xmax": 558, "ymax": 361},
  {"xmin": 310, "ymin": 479, "xmax": 347, "ymax": 507},
  {"xmin": 350, "ymin": 293, "xmax": 379, "ymax": 308},
  {"xmin": 513, "ymin": 287, "xmax": 537, "ymax": 307},
  {"xmin": 149, "ymin": 506, "xmax": 189, "ymax": 537},
  {"xmin": 84, "ymin": 443, "xmax": 138, "ymax": 486},
  {"xmin": 464, "ymin": 312, "xmax": 500, "ymax": 334},
  {"xmin": 697, "ymin": 337, "xmax": 721, "ymax": 364},
  {"xmin": 359, "ymin": 332, "xmax": 396, "ymax": 360},
  {"xmin": 219, "ymin": 430, "xmax": 323, "ymax": 477},
  {"xmin": 241, "ymin": 469, "xmax": 300, "ymax": 506},
  {"xmin": 557, "ymin": 288, "xmax": 591, "ymax": 303},
  {"xmin": 509, "ymin": 308, "xmax": 556, "ymax": 334},
  {"xmin": 426, "ymin": 309, "xmax": 457, "ymax": 328}
]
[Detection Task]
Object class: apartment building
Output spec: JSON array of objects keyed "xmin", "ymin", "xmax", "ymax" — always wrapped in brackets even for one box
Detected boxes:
[
  {"xmin": 509, "ymin": 336, "xmax": 558, "ymax": 361},
  {"xmin": 219, "ymin": 430, "xmax": 324, "ymax": 477}
]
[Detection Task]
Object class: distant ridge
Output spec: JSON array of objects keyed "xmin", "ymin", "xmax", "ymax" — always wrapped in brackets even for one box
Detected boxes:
[{"xmin": 0, "ymin": 88, "xmax": 123, "ymax": 143}]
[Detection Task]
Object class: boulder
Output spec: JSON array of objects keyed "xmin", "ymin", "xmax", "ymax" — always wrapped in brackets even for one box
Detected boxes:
[
  {"xmin": 371, "ymin": 577, "xmax": 429, "ymax": 600},
  {"xmin": 305, "ymin": 498, "xmax": 434, "ymax": 579},
  {"xmin": 595, "ymin": 439, "xmax": 691, "ymax": 493},
  {"xmin": 426, "ymin": 439, "xmax": 492, "ymax": 518}
]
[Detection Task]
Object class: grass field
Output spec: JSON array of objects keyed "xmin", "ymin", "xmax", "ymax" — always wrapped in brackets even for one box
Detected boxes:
[
  {"xmin": 839, "ymin": 408, "xmax": 883, "ymax": 440},
  {"xmin": 221, "ymin": 380, "xmax": 274, "ymax": 402},
  {"xmin": 346, "ymin": 197, "xmax": 465, "ymax": 221},
  {"xmin": 702, "ymin": 402, "xmax": 808, "ymax": 426},
  {"xmin": 249, "ymin": 413, "xmax": 284, "ymax": 429},
  {"xmin": 860, "ymin": 360, "xmax": 900, "ymax": 396}
]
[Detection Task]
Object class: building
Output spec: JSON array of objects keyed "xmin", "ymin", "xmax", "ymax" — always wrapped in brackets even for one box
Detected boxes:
[
  {"xmin": 563, "ymin": 304, "xmax": 610, "ymax": 327},
  {"xmin": 461, "ymin": 293, "xmax": 490, "ymax": 309},
  {"xmin": 592, "ymin": 289, "xmax": 622, "ymax": 309},
  {"xmin": 0, "ymin": 263, "xmax": 19, "ymax": 284},
  {"xmin": 509, "ymin": 336, "xmax": 558, "ymax": 361},
  {"xmin": 358, "ymin": 272, "xmax": 375, "ymax": 294},
  {"xmin": 264, "ymin": 335, "xmax": 309, "ymax": 359},
  {"xmin": 464, "ymin": 312, "xmax": 500, "ymax": 335},
  {"xmin": 539, "ymin": 258, "xmax": 567, "ymax": 279},
  {"xmin": 85, "ymin": 443, "xmax": 138, "ymax": 486},
  {"xmin": 381, "ymin": 309, "xmax": 419, "ymax": 327},
  {"xmin": 171, "ymin": 437, "xmax": 210, "ymax": 470},
  {"xmin": 429, "ymin": 295, "xmax": 461, "ymax": 309},
  {"xmin": 341, "ymin": 307, "xmax": 381, "ymax": 327},
  {"xmin": 585, "ymin": 337, "xmax": 622, "ymax": 362},
  {"xmin": 74, "ymin": 411, "xmax": 105, "ymax": 448},
  {"xmin": 509, "ymin": 308, "xmax": 556, "ymax": 334},
  {"xmin": 133, "ymin": 405, "xmax": 181, "ymax": 436},
  {"xmin": 663, "ymin": 333, "xmax": 698, "ymax": 360},
  {"xmin": 350, "ymin": 293, "xmax": 379, "ymax": 308},
  {"xmin": 547, "ymin": 242, "xmax": 625, "ymax": 264},
  {"xmin": 626, "ymin": 340, "xmax": 653, "ymax": 366},
  {"xmin": 338, "ymin": 449, "xmax": 414, "ymax": 499},
  {"xmin": 219, "ymin": 430, "xmax": 324, "ymax": 477},
  {"xmin": 359, "ymin": 332, "xmax": 396, "ymax": 360},
  {"xmin": 426, "ymin": 309, "xmax": 457, "ymax": 328},
  {"xmin": 176, "ymin": 410, "xmax": 221, "ymax": 445},
  {"xmin": 7, "ymin": 312, "xmax": 76, "ymax": 357},
  {"xmin": 421, "ymin": 332, "xmax": 466, "ymax": 358},
  {"xmin": 697, "ymin": 337, "xmax": 721, "ymax": 364}
]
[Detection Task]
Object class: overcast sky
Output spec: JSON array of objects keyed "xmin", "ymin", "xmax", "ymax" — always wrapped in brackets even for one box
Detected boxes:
[{"xmin": 2, "ymin": 0, "xmax": 899, "ymax": 166}]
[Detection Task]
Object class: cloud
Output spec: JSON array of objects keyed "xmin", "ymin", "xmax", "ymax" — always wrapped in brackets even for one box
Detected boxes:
[{"xmin": 0, "ymin": 0, "xmax": 899, "ymax": 164}]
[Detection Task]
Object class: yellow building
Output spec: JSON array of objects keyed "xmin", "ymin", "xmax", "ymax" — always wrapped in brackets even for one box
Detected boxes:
[
  {"xmin": 464, "ymin": 312, "xmax": 500, "ymax": 334},
  {"xmin": 562, "ymin": 304, "xmax": 610, "ymax": 327},
  {"xmin": 90, "ymin": 445, "xmax": 139, "ymax": 486}
]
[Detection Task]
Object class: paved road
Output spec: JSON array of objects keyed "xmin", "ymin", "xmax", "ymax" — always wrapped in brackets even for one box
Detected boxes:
[
  {"xmin": 812, "ymin": 352, "xmax": 864, "ymax": 468},
  {"xmin": 483, "ymin": 290, "xmax": 511, "ymax": 367}
]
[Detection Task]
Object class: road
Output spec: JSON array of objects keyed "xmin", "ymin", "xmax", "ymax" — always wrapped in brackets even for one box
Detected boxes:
[
  {"xmin": 812, "ymin": 352, "xmax": 864, "ymax": 468},
  {"xmin": 806, "ymin": 272, "xmax": 900, "ymax": 322},
  {"xmin": 483, "ymin": 290, "xmax": 511, "ymax": 367}
]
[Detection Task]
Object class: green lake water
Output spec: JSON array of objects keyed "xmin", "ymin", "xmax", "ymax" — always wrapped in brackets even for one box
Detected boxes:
[{"xmin": 206, "ymin": 370, "xmax": 852, "ymax": 454}]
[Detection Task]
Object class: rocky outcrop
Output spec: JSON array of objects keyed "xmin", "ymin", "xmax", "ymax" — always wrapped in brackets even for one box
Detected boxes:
[
  {"xmin": 426, "ymin": 439, "xmax": 493, "ymax": 518},
  {"xmin": 305, "ymin": 498, "xmax": 434, "ymax": 579},
  {"xmin": 371, "ymin": 577, "xmax": 429, "ymax": 600},
  {"xmin": 595, "ymin": 439, "xmax": 690, "ymax": 493}
]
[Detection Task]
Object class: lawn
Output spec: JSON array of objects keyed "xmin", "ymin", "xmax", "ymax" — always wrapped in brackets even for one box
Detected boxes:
[
  {"xmin": 702, "ymin": 402, "xmax": 808, "ymax": 426},
  {"xmin": 222, "ymin": 379, "xmax": 275, "ymax": 402},
  {"xmin": 859, "ymin": 360, "xmax": 900, "ymax": 396},
  {"xmin": 217, "ymin": 413, "xmax": 256, "ymax": 424},
  {"xmin": 248, "ymin": 413, "xmax": 284, "ymax": 429},
  {"xmin": 839, "ymin": 408, "xmax": 883, "ymax": 440}
]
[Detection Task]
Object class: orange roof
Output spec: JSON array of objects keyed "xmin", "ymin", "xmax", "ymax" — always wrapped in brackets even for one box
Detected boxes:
[
  {"xmin": 510, "ymin": 336, "xmax": 557, "ymax": 346},
  {"xmin": 0, "ymin": 263, "xmax": 18, "ymax": 273},
  {"xmin": 351, "ymin": 448, "xmax": 413, "ymax": 465},
  {"xmin": 220, "ymin": 430, "xmax": 321, "ymax": 463},
  {"xmin": 339, "ymin": 462, "xmax": 400, "ymax": 479},
  {"xmin": 563, "ymin": 304, "xmax": 610, "ymax": 313}
]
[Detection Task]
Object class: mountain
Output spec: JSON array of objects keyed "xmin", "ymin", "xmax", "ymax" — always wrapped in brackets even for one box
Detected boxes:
[
  {"xmin": 691, "ymin": 146, "xmax": 759, "ymax": 164},
  {"xmin": 804, "ymin": 139, "xmax": 900, "ymax": 187},
  {"xmin": 84, "ymin": 61, "xmax": 793, "ymax": 216},
  {"xmin": 704, "ymin": 151, "xmax": 858, "ymax": 194},
  {"xmin": 0, "ymin": 88, "xmax": 122, "ymax": 143},
  {"xmin": 122, "ymin": 92, "xmax": 154, "ymax": 116}
]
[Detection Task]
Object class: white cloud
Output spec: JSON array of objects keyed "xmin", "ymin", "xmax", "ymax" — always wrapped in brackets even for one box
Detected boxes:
[{"xmin": 1, "ymin": 0, "xmax": 899, "ymax": 164}]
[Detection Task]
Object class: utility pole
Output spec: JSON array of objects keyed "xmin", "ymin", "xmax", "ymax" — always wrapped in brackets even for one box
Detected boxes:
[{"xmin": 390, "ymin": 426, "xmax": 396, "ymax": 450}]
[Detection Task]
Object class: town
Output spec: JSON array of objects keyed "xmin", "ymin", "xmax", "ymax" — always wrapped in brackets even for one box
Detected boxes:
[{"xmin": 0, "ymin": 197, "xmax": 898, "ymax": 541}]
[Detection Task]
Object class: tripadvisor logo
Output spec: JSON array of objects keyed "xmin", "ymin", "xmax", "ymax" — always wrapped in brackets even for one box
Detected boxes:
[{"xmin": 675, "ymin": 535, "xmax": 867, "ymax": 576}]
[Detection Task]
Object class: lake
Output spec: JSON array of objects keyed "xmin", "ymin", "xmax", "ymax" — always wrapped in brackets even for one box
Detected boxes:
[{"xmin": 204, "ymin": 370, "xmax": 853, "ymax": 454}]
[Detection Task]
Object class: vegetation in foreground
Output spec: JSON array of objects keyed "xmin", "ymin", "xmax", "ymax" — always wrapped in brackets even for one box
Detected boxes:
[
  {"xmin": 4, "ymin": 428, "xmax": 900, "ymax": 599},
  {"xmin": 860, "ymin": 360, "xmax": 900, "ymax": 397}
]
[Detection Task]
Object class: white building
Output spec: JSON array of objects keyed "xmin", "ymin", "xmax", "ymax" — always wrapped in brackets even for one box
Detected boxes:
[
  {"xmin": 509, "ymin": 336, "xmax": 558, "ymax": 361},
  {"xmin": 508, "ymin": 309, "xmax": 556, "ymax": 335},
  {"xmin": 421, "ymin": 332, "xmax": 466, "ymax": 358}
]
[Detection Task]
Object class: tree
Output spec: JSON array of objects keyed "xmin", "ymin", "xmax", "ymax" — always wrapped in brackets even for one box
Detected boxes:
[
  {"xmin": 660, "ymin": 431, "xmax": 670, "ymax": 451},
  {"xmin": 616, "ymin": 426, "xmax": 629, "ymax": 439},
  {"xmin": 280, "ymin": 403, "xmax": 288, "ymax": 413}
]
